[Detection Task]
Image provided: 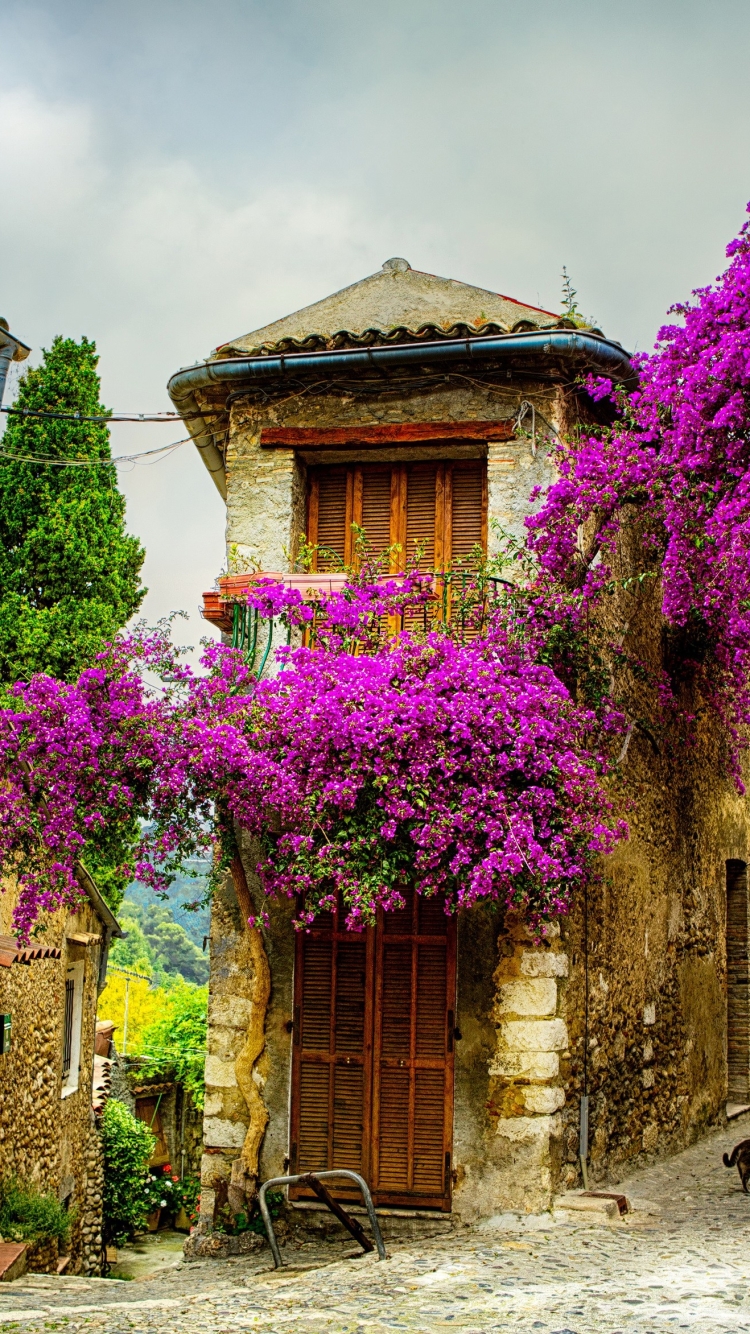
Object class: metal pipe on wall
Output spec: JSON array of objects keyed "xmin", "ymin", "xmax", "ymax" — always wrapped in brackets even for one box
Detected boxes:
[{"xmin": 167, "ymin": 328, "xmax": 635, "ymax": 498}]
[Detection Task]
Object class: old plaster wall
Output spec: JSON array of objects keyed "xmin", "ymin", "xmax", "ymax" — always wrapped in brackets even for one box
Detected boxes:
[
  {"xmin": 556, "ymin": 712, "xmax": 749, "ymax": 1191},
  {"xmin": 0, "ymin": 890, "xmax": 106, "ymax": 1272}
]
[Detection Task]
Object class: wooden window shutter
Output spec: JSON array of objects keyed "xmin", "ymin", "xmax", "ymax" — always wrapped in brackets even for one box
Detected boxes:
[
  {"xmin": 309, "ymin": 468, "xmax": 350, "ymax": 569},
  {"xmin": 450, "ymin": 462, "xmax": 486, "ymax": 567},
  {"xmin": 360, "ymin": 467, "xmax": 393, "ymax": 565},
  {"xmin": 307, "ymin": 458, "xmax": 487, "ymax": 574},
  {"xmin": 291, "ymin": 907, "xmax": 372, "ymax": 1193},
  {"xmin": 405, "ymin": 464, "xmax": 439, "ymax": 571}
]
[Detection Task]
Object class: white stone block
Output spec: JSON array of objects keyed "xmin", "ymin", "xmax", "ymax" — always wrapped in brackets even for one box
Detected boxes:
[
  {"xmin": 554, "ymin": 1192, "xmax": 619, "ymax": 1220},
  {"xmin": 204, "ymin": 1055, "xmax": 238, "ymax": 1089},
  {"xmin": 489, "ymin": 1051, "xmax": 560, "ymax": 1080},
  {"xmin": 499, "ymin": 1018, "xmax": 568, "ymax": 1053},
  {"xmin": 203, "ymin": 1117, "xmax": 248, "ymax": 1149},
  {"xmin": 520, "ymin": 951, "xmax": 569, "ymax": 978},
  {"xmin": 496, "ymin": 1113, "xmax": 562, "ymax": 1142},
  {"xmin": 496, "ymin": 978, "xmax": 558, "ymax": 1017},
  {"xmin": 203, "ymin": 1092, "xmax": 224, "ymax": 1117},
  {"xmin": 522, "ymin": 1086, "xmax": 565, "ymax": 1114},
  {"xmin": 643, "ymin": 1003, "xmax": 656, "ymax": 1025}
]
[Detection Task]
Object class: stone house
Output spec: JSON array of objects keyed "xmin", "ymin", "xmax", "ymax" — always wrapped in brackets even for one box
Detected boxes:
[
  {"xmin": 0, "ymin": 870, "xmax": 122, "ymax": 1271},
  {"xmin": 169, "ymin": 258, "xmax": 750, "ymax": 1226}
]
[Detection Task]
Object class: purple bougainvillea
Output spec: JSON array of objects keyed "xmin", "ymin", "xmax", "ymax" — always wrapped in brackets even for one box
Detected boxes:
[{"xmin": 4, "ymin": 205, "xmax": 750, "ymax": 938}]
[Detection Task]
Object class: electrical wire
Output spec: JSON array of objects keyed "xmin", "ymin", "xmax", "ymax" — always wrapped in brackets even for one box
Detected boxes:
[
  {"xmin": 0, "ymin": 436, "xmax": 192, "ymax": 468},
  {"xmin": 0, "ymin": 407, "xmax": 185, "ymax": 423}
]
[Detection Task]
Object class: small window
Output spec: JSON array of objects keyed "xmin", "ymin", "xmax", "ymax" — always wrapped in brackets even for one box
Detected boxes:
[{"xmin": 61, "ymin": 962, "xmax": 84, "ymax": 1097}]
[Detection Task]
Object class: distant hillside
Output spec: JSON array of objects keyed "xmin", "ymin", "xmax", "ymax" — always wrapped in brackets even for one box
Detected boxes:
[{"xmin": 123, "ymin": 859, "xmax": 211, "ymax": 948}]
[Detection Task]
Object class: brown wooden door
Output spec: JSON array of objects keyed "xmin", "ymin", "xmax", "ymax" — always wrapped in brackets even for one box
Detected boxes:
[{"xmin": 290, "ymin": 890, "xmax": 456, "ymax": 1210}]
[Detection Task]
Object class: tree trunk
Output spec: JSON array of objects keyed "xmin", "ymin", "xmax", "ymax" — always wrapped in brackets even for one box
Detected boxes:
[{"xmin": 227, "ymin": 852, "xmax": 271, "ymax": 1216}]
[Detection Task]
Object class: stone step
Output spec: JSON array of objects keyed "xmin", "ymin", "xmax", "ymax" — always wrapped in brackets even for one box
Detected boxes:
[{"xmin": 0, "ymin": 1243, "xmax": 27, "ymax": 1283}]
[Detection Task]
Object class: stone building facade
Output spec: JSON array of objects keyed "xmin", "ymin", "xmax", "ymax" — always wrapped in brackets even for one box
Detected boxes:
[
  {"xmin": 0, "ymin": 872, "xmax": 122, "ymax": 1271},
  {"xmin": 169, "ymin": 258, "xmax": 750, "ymax": 1226}
]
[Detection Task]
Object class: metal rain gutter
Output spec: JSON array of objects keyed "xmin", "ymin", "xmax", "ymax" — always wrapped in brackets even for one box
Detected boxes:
[
  {"xmin": 167, "ymin": 328, "xmax": 634, "ymax": 498},
  {"xmin": 0, "ymin": 322, "xmax": 31, "ymax": 407}
]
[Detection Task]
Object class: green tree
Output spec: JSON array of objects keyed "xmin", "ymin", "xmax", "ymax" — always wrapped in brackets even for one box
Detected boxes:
[
  {"xmin": 0, "ymin": 336, "xmax": 146, "ymax": 684},
  {"xmin": 108, "ymin": 907, "xmax": 156, "ymax": 976},
  {"xmin": 110, "ymin": 901, "xmax": 209, "ymax": 985},
  {"xmin": 138, "ymin": 983, "xmax": 208, "ymax": 1109},
  {"xmin": 100, "ymin": 1098, "xmax": 155, "ymax": 1247}
]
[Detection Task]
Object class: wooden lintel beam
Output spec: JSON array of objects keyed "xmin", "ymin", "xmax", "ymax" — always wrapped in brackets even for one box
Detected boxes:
[{"xmin": 260, "ymin": 421, "xmax": 515, "ymax": 449}]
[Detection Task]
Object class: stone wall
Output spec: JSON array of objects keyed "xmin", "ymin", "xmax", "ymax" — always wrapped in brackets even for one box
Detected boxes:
[
  {"xmin": 483, "ymin": 551, "xmax": 750, "ymax": 1208},
  {"xmin": 0, "ymin": 887, "xmax": 108, "ymax": 1272},
  {"xmin": 197, "ymin": 368, "xmax": 750, "ymax": 1225},
  {"xmin": 223, "ymin": 379, "xmax": 560, "ymax": 570}
]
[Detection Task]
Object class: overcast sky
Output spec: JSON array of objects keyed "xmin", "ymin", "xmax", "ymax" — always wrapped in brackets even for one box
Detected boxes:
[{"xmin": 2, "ymin": 0, "xmax": 750, "ymax": 651}]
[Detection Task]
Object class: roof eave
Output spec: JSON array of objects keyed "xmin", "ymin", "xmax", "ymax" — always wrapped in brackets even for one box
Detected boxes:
[{"xmin": 168, "ymin": 328, "xmax": 634, "ymax": 498}]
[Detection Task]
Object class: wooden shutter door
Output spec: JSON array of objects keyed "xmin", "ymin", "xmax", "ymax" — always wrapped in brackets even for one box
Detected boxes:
[
  {"xmin": 290, "ymin": 906, "xmax": 373, "ymax": 1195},
  {"xmin": 360, "ymin": 467, "xmax": 393, "ymax": 562},
  {"xmin": 450, "ymin": 461, "xmax": 486, "ymax": 567},
  {"xmin": 371, "ymin": 889, "xmax": 456, "ymax": 1209}
]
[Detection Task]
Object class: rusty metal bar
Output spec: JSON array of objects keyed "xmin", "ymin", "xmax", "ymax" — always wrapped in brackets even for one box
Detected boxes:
[
  {"xmin": 298, "ymin": 1174, "xmax": 374, "ymax": 1253},
  {"xmin": 258, "ymin": 1170, "xmax": 386, "ymax": 1269}
]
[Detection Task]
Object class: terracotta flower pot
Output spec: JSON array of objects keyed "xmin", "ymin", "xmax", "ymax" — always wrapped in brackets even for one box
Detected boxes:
[{"xmin": 146, "ymin": 1208, "xmax": 161, "ymax": 1232}]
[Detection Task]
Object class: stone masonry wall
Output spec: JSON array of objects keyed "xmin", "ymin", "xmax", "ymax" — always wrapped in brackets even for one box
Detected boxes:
[
  {"xmin": 200, "ymin": 369, "xmax": 750, "ymax": 1222},
  {"xmin": 0, "ymin": 887, "xmax": 106, "ymax": 1272}
]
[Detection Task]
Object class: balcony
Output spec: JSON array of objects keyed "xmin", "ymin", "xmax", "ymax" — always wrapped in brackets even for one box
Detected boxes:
[{"xmin": 202, "ymin": 569, "xmax": 509, "ymax": 671}]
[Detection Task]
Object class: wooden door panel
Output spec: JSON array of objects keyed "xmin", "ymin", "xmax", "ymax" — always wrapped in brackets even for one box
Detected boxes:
[
  {"xmin": 413, "ymin": 1070, "xmax": 447, "ymax": 1192},
  {"xmin": 335, "ymin": 940, "xmax": 367, "ymax": 1051},
  {"xmin": 297, "ymin": 1063, "xmax": 330, "ymax": 1172},
  {"xmin": 291, "ymin": 891, "xmax": 455, "ymax": 1210},
  {"xmin": 332, "ymin": 1064, "xmax": 365, "ymax": 1171},
  {"xmin": 376, "ymin": 1068, "xmax": 410, "ymax": 1190},
  {"xmin": 381, "ymin": 942, "xmax": 412, "ymax": 1057},
  {"xmin": 416, "ymin": 945, "xmax": 448, "ymax": 1058}
]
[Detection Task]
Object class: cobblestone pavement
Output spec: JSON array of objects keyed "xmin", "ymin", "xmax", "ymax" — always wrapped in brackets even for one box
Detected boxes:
[{"xmin": 4, "ymin": 1114, "xmax": 750, "ymax": 1332}]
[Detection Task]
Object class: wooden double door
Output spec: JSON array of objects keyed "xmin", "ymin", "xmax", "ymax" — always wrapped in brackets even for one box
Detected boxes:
[{"xmin": 290, "ymin": 889, "xmax": 457, "ymax": 1210}]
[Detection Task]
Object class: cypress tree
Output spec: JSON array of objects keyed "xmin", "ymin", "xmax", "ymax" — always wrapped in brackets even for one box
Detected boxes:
[{"xmin": 0, "ymin": 336, "xmax": 146, "ymax": 684}]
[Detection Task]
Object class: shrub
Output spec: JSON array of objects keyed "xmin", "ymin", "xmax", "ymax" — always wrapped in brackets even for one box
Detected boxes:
[
  {"xmin": 0, "ymin": 1178, "xmax": 72, "ymax": 1245},
  {"xmin": 100, "ymin": 1098, "xmax": 155, "ymax": 1246}
]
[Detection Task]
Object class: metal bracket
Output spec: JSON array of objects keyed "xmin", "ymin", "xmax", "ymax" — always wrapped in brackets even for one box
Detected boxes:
[{"xmin": 258, "ymin": 1170, "xmax": 387, "ymax": 1269}]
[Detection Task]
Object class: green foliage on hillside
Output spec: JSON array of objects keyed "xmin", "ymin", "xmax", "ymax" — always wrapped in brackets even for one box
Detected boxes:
[
  {"xmin": 138, "ymin": 983, "xmax": 208, "ymax": 1109},
  {"xmin": 110, "ymin": 900, "xmax": 209, "ymax": 986},
  {"xmin": 0, "ymin": 336, "xmax": 145, "ymax": 685}
]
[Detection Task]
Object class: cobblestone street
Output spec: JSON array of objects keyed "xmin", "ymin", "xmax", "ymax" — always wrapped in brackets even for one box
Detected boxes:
[{"xmin": 4, "ymin": 1116, "xmax": 750, "ymax": 1333}]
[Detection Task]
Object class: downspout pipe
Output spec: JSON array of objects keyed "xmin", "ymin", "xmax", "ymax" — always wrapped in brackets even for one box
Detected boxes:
[
  {"xmin": 0, "ymin": 320, "xmax": 31, "ymax": 408},
  {"xmin": 167, "ymin": 329, "xmax": 634, "ymax": 498}
]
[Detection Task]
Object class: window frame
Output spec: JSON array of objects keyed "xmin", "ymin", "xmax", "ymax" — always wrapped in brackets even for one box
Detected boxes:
[
  {"xmin": 61, "ymin": 960, "xmax": 85, "ymax": 1098},
  {"xmin": 306, "ymin": 458, "xmax": 488, "ymax": 572}
]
